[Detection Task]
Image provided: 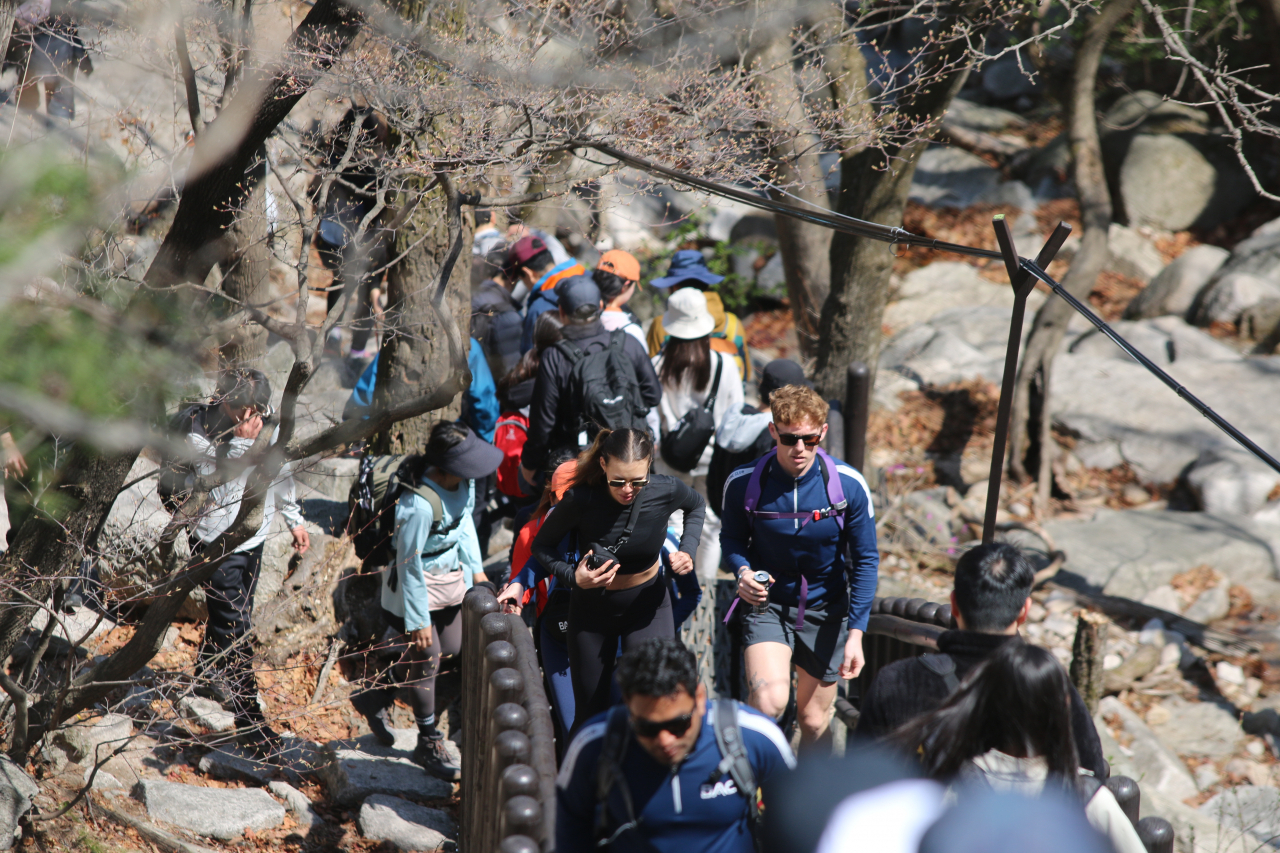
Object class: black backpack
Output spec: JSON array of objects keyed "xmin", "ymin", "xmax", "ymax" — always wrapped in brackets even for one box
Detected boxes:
[
  {"xmin": 659, "ymin": 357, "xmax": 723, "ymax": 474},
  {"xmin": 156, "ymin": 403, "xmax": 233, "ymax": 512},
  {"xmin": 346, "ymin": 454, "xmax": 455, "ymax": 569},
  {"xmin": 557, "ymin": 330, "xmax": 649, "ymax": 439},
  {"xmin": 595, "ymin": 699, "xmax": 761, "ymax": 852},
  {"xmin": 707, "ymin": 409, "xmax": 774, "ymax": 516}
]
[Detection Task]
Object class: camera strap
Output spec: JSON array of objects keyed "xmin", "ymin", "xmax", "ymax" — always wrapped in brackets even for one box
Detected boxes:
[{"xmin": 612, "ymin": 485, "xmax": 645, "ymax": 550}]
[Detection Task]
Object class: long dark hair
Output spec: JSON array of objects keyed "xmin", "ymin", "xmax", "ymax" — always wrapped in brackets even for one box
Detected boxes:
[
  {"xmin": 891, "ymin": 642, "xmax": 1081, "ymax": 794},
  {"xmin": 659, "ymin": 335, "xmax": 712, "ymax": 392},
  {"xmin": 498, "ymin": 312, "xmax": 563, "ymax": 402},
  {"xmin": 574, "ymin": 428, "xmax": 653, "ymax": 489}
]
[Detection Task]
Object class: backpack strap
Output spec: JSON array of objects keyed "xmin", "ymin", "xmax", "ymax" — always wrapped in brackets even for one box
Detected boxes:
[
  {"xmin": 919, "ymin": 653, "xmax": 960, "ymax": 693},
  {"xmin": 595, "ymin": 706, "xmax": 641, "ymax": 846},
  {"xmin": 405, "ymin": 481, "xmax": 452, "ymax": 539},
  {"xmin": 711, "ymin": 700, "xmax": 762, "ymax": 853},
  {"xmin": 701, "ymin": 357, "xmax": 724, "ymax": 415},
  {"xmin": 556, "ymin": 338, "xmax": 585, "ymax": 364}
]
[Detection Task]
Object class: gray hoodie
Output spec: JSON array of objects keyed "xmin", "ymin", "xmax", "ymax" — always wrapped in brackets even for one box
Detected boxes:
[{"xmin": 715, "ymin": 406, "xmax": 772, "ymax": 452}]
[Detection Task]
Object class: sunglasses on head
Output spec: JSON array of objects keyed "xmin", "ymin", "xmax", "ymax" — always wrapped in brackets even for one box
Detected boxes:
[
  {"xmin": 778, "ymin": 432, "xmax": 822, "ymax": 447},
  {"xmin": 606, "ymin": 477, "xmax": 649, "ymax": 489},
  {"xmin": 631, "ymin": 712, "xmax": 694, "ymax": 739}
]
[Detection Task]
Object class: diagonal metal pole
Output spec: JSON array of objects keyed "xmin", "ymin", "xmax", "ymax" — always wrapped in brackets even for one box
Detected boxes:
[{"xmin": 982, "ymin": 218, "xmax": 1074, "ymax": 544}]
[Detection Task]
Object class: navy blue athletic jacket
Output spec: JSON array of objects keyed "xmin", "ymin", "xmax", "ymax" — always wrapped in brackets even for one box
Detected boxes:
[
  {"xmin": 556, "ymin": 701, "xmax": 795, "ymax": 853},
  {"xmin": 719, "ymin": 452, "xmax": 879, "ymax": 632}
]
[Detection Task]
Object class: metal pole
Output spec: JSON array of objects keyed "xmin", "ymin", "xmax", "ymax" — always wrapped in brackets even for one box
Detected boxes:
[
  {"xmin": 983, "ymin": 218, "xmax": 1073, "ymax": 545},
  {"xmin": 844, "ymin": 361, "xmax": 870, "ymax": 471}
]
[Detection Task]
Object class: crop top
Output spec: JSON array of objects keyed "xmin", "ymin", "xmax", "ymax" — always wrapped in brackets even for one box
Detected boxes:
[{"xmin": 531, "ymin": 474, "xmax": 706, "ymax": 587}]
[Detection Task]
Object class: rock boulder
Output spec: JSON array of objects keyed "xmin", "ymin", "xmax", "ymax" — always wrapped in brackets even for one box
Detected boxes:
[
  {"xmin": 1125, "ymin": 244, "xmax": 1230, "ymax": 319},
  {"xmin": 358, "ymin": 794, "xmax": 456, "ymax": 851},
  {"xmin": 133, "ymin": 780, "xmax": 285, "ymax": 841}
]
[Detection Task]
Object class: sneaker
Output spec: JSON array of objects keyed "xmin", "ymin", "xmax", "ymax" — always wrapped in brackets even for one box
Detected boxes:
[
  {"xmin": 238, "ymin": 722, "xmax": 285, "ymax": 760},
  {"xmin": 351, "ymin": 692, "xmax": 396, "ymax": 747},
  {"xmin": 413, "ymin": 733, "xmax": 461, "ymax": 781}
]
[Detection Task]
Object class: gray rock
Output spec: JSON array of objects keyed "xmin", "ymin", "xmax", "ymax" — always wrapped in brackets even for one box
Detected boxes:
[
  {"xmin": 1118, "ymin": 134, "xmax": 1253, "ymax": 231},
  {"xmin": 882, "ymin": 262, "xmax": 1044, "ymax": 333},
  {"xmin": 294, "ymin": 455, "xmax": 360, "ymax": 503},
  {"xmin": 981, "ymin": 53, "xmax": 1039, "ymax": 100},
  {"xmin": 946, "ymin": 98, "xmax": 1027, "ymax": 132},
  {"xmin": 1149, "ymin": 695, "xmax": 1243, "ymax": 758},
  {"xmin": 177, "ymin": 696, "xmax": 234, "ymax": 733},
  {"xmin": 1103, "ymin": 91, "xmax": 1210, "ymax": 134},
  {"xmin": 976, "ymin": 180, "xmax": 1036, "ymax": 212},
  {"xmin": 1140, "ymin": 585, "xmax": 1184, "ymax": 614},
  {"xmin": 86, "ymin": 768, "xmax": 123, "ymax": 790},
  {"xmin": 1192, "ymin": 272, "xmax": 1280, "ymax": 326},
  {"xmin": 57, "ymin": 713, "xmax": 133, "ymax": 764},
  {"xmin": 267, "ymin": 781, "xmax": 323, "ymax": 832},
  {"xmin": 358, "ymin": 794, "xmax": 456, "ymax": 851},
  {"xmin": 1125, "ymin": 244, "xmax": 1230, "ymax": 319},
  {"xmin": 0, "ymin": 757, "xmax": 37, "ymax": 850},
  {"xmin": 198, "ymin": 741, "xmax": 320, "ymax": 786},
  {"xmin": 1184, "ymin": 584, "xmax": 1231, "ymax": 624},
  {"xmin": 133, "ymin": 780, "xmax": 285, "ymax": 841},
  {"xmin": 1186, "ymin": 449, "xmax": 1280, "ymax": 516},
  {"xmin": 1097, "ymin": 697, "xmax": 1198, "ymax": 802},
  {"xmin": 317, "ymin": 740, "xmax": 452, "ymax": 807},
  {"xmin": 1211, "ymin": 217, "xmax": 1280, "ymax": 285},
  {"xmin": 1105, "ymin": 224, "xmax": 1166, "ymax": 283},
  {"xmin": 1195, "ymin": 763, "xmax": 1221, "ymax": 791},
  {"xmin": 1200, "ymin": 786, "xmax": 1280, "ymax": 847},
  {"xmin": 909, "ymin": 146, "xmax": 1002, "ymax": 209}
]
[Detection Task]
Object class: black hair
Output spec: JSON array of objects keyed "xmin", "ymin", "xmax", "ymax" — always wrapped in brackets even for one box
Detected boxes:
[
  {"xmin": 564, "ymin": 302, "xmax": 601, "ymax": 325},
  {"xmin": 497, "ymin": 312, "xmax": 563, "ymax": 405},
  {"xmin": 475, "ymin": 209, "xmax": 493, "ymax": 226},
  {"xmin": 953, "ymin": 542, "xmax": 1035, "ymax": 632},
  {"xmin": 658, "ymin": 335, "xmax": 711, "ymax": 392},
  {"xmin": 523, "ymin": 249, "xmax": 554, "ymax": 274},
  {"xmin": 616, "ymin": 637, "xmax": 699, "ymax": 698},
  {"xmin": 891, "ymin": 641, "xmax": 1081, "ymax": 795},
  {"xmin": 593, "ymin": 268, "xmax": 630, "ymax": 303},
  {"xmin": 671, "ymin": 278, "xmax": 707, "ymax": 292},
  {"xmin": 215, "ymin": 368, "xmax": 271, "ymax": 412},
  {"xmin": 574, "ymin": 428, "xmax": 654, "ymax": 489},
  {"xmin": 403, "ymin": 421, "xmax": 470, "ymax": 482}
]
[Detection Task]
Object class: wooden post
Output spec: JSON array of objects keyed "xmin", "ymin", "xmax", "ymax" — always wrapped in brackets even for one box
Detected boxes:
[{"xmin": 1069, "ymin": 610, "xmax": 1109, "ymax": 715}]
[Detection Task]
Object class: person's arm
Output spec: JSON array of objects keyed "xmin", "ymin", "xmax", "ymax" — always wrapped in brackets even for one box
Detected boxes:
[
  {"xmin": 842, "ymin": 473, "xmax": 880, "ymax": 634},
  {"xmin": 719, "ymin": 473, "xmax": 753, "ymax": 576},
  {"xmin": 521, "ymin": 355, "xmax": 560, "ymax": 474},
  {"xmin": 393, "ymin": 494, "xmax": 434, "ymax": 633},
  {"xmin": 274, "ymin": 462, "xmax": 310, "ymax": 554},
  {"xmin": 670, "ymin": 569, "xmax": 702, "ymax": 626},
  {"xmin": 716, "ymin": 407, "xmax": 771, "ymax": 452},
  {"xmin": 625, "ymin": 336, "xmax": 663, "ymax": 409},
  {"xmin": 1085, "ymin": 786, "xmax": 1148, "ymax": 853},
  {"xmin": 532, "ymin": 489, "xmax": 580, "ymax": 587},
  {"xmin": 345, "ymin": 355, "xmax": 379, "ymax": 420},
  {"xmin": 671, "ymin": 479, "xmax": 706, "ymax": 558},
  {"xmin": 458, "ymin": 484, "xmax": 485, "ymax": 587}
]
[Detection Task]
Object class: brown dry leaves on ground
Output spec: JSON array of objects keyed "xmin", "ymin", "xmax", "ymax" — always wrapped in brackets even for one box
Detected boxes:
[{"xmin": 868, "ymin": 378, "xmax": 1000, "ymax": 479}]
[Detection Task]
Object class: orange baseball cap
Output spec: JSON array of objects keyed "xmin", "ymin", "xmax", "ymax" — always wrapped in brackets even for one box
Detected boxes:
[
  {"xmin": 597, "ymin": 250, "xmax": 641, "ymax": 283},
  {"xmin": 551, "ymin": 460, "xmax": 578, "ymax": 500}
]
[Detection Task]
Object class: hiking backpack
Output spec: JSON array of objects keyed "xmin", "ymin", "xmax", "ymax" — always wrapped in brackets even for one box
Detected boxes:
[
  {"xmin": 346, "ymin": 454, "xmax": 455, "ymax": 568},
  {"xmin": 659, "ymin": 357, "xmax": 724, "ymax": 473},
  {"xmin": 595, "ymin": 700, "xmax": 762, "ymax": 852},
  {"xmin": 493, "ymin": 412, "xmax": 530, "ymax": 498},
  {"xmin": 556, "ymin": 330, "xmax": 649, "ymax": 439}
]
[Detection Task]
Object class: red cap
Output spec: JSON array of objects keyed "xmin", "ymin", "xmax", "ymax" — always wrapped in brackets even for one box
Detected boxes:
[{"xmin": 505, "ymin": 235, "xmax": 548, "ymax": 271}]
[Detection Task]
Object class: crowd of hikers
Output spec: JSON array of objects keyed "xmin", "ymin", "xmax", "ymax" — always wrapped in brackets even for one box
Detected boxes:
[{"xmin": 147, "ymin": 226, "xmax": 1148, "ymax": 853}]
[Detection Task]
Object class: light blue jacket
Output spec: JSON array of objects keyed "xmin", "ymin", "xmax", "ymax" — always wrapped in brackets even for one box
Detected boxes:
[{"xmin": 383, "ymin": 477, "xmax": 483, "ymax": 632}]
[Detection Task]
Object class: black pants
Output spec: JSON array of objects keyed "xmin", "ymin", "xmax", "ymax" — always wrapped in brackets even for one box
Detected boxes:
[
  {"xmin": 567, "ymin": 574, "xmax": 673, "ymax": 732},
  {"xmin": 361, "ymin": 606, "xmax": 463, "ymax": 730},
  {"xmin": 197, "ymin": 545, "xmax": 264, "ymax": 726}
]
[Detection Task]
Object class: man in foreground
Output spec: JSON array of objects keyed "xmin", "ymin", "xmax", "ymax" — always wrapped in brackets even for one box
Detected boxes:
[
  {"xmin": 855, "ymin": 542, "xmax": 1107, "ymax": 778},
  {"xmin": 557, "ymin": 638, "xmax": 794, "ymax": 853}
]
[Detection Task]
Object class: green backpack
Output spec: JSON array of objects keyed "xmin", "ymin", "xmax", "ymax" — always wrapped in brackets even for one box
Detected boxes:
[{"xmin": 346, "ymin": 454, "xmax": 451, "ymax": 568}]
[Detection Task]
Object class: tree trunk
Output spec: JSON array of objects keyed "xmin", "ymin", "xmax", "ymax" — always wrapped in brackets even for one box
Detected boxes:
[
  {"xmin": 144, "ymin": 0, "xmax": 362, "ymax": 289},
  {"xmin": 218, "ymin": 162, "xmax": 272, "ymax": 367},
  {"xmin": 372, "ymin": 178, "xmax": 473, "ymax": 455},
  {"xmin": 1007, "ymin": 0, "xmax": 1135, "ymax": 491},
  {"xmin": 750, "ymin": 28, "xmax": 832, "ymax": 357},
  {"xmin": 1069, "ymin": 610, "xmax": 1108, "ymax": 715},
  {"xmin": 0, "ymin": 0, "xmax": 15, "ymax": 73},
  {"xmin": 814, "ymin": 58, "xmax": 971, "ymax": 402}
]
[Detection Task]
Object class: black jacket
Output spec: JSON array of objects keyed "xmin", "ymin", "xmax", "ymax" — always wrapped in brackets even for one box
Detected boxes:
[
  {"xmin": 471, "ymin": 279, "xmax": 523, "ymax": 382},
  {"xmin": 855, "ymin": 630, "xmax": 1108, "ymax": 779},
  {"xmin": 522, "ymin": 319, "xmax": 661, "ymax": 471}
]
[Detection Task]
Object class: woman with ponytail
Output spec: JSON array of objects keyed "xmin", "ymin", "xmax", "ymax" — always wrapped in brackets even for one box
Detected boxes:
[{"xmin": 531, "ymin": 427, "xmax": 706, "ymax": 728}]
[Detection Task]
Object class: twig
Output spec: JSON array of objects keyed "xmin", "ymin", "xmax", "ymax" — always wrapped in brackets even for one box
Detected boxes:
[{"xmin": 310, "ymin": 638, "xmax": 341, "ymax": 705}]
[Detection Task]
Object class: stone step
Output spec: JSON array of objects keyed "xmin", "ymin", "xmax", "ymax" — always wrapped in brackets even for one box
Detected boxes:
[
  {"xmin": 359, "ymin": 793, "xmax": 456, "ymax": 851},
  {"xmin": 317, "ymin": 728, "xmax": 453, "ymax": 806},
  {"xmin": 132, "ymin": 779, "xmax": 286, "ymax": 841}
]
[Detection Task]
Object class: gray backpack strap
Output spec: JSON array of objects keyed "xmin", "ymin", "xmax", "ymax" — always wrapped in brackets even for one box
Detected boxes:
[
  {"xmin": 712, "ymin": 700, "xmax": 762, "ymax": 853},
  {"xmin": 920, "ymin": 653, "xmax": 960, "ymax": 693},
  {"xmin": 595, "ymin": 706, "xmax": 641, "ymax": 847}
]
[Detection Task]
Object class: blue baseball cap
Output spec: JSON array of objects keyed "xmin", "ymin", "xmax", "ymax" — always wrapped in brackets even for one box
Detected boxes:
[{"xmin": 650, "ymin": 249, "xmax": 724, "ymax": 290}]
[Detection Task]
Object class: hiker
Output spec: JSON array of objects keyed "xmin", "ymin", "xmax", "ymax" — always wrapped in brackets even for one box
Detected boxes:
[
  {"xmin": 507, "ymin": 235, "xmax": 586, "ymax": 353},
  {"xmin": 855, "ymin": 542, "xmax": 1108, "ymax": 778},
  {"xmin": 556, "ymin": 638, "xmax": 794, "ymax": 853},
  {"xmin": 594, "ymin": 250, "xmax": 646, "ymax": 348},
  {"xmin": 351, "ymin": 422, "xmax": 500, "ymax": 780},
  {"xmin": 531, "ymin": 429, "xmax": 705, "ymax": 729},
  {"xmin": 5, "ymin": 0, "xmax": 90, "ymax": 119},
  {"xmin": 890, "ymin": 641, "xmax": 1145, "ymax": 853},
  {"xmin": 652, "ymin": 288, "xmax": 743, "ymax": 581},
  {"xmin": 720, "ymin": 385, "xmax": 878, "ymax": 747},
  {"xmin": 646, "ymin": 249, "xmax": 752, "ymax": 383},
  {"xmin": 517, "ymin": 276, "xmax": 660, "ymax": 491},
  {"xmin": 179, "ymin": 370, "xmax": 310, "ymax": 756},
  {"xmin": 471, "ymin": 245, "xmax": 524, "ymax": 382}
]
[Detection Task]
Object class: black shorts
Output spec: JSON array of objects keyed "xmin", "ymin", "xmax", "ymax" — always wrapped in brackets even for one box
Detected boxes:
[{"xmin": 742, "ymin": 600, "xmax": 849, "ymax": 683}]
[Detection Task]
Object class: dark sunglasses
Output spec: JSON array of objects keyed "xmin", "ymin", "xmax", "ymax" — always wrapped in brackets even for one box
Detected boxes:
[
  {"xmin": 606, "ymin": 477, "xmax": 650, "ymax": 489},
  {"xmin": 631, "ymin": 712, "xmax": 694, "ymax": 738},
  {"xmin": 778, "ymin": 432, "xmax": 822, "ymax": 447}
]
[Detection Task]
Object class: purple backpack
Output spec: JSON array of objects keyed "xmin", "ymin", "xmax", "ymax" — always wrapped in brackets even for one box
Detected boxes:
[{"xmin": 726, "ymin": 448, "xmax": 850, "ymax": 627}]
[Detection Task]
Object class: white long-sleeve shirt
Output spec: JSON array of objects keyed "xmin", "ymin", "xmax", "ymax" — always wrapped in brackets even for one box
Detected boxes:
[
  {"xmin": 652, "ymin": 350, "xmax": 743, "ymax": 476},
  {"xmin": 189, "ymin": 426, "xmax": 305, "ymax": 553}
]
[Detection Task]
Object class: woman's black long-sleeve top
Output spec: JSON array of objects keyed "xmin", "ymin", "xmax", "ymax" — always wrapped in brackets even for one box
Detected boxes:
[{"xmin": 531, "ymin": 474, "xmax": 706, "ymax": 588}]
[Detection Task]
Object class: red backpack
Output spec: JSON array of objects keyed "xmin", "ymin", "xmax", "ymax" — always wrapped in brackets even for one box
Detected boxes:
[{"xmin": 494, "ymin": 412, "xmax": 530, "ymax": 497}]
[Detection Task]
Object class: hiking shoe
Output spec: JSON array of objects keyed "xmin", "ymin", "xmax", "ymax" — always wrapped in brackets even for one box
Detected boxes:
[
  {"xmin": 351, "ymin": 692, "xmax": 396, "ymax": 747},
  {"xmin": 413, "ymin": 733, "xmax": 461, "ymax": 781}
]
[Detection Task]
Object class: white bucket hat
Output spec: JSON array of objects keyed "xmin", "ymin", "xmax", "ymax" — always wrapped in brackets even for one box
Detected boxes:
[{"xmin": 662, "ymin": 287, "xmax": 716, "ymax": 340}]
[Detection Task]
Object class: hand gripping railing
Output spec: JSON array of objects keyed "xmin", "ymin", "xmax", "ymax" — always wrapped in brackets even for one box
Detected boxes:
[
  {"xmin": 854, "ymin": 596, "xmax": 1174, "ymax": 853},
  {"xmin": 461, "ymin": 586, "xmax": 558, "ymax": 853}
]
